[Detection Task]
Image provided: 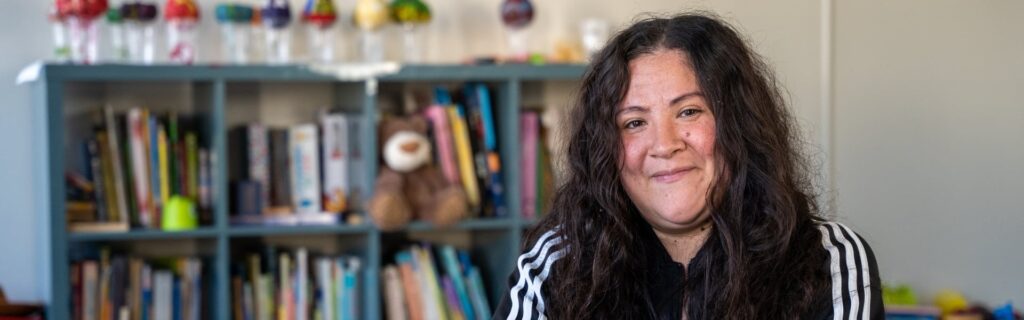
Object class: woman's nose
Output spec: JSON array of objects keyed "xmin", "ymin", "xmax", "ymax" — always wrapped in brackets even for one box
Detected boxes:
[{"xmin": 649, "ymin": 120, "xmax": 685, "ymax": 158}]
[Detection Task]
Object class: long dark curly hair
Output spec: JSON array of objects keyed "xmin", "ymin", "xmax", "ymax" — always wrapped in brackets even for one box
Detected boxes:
[{"xmin": 528, "ymin": 13, "xmax": 829, "ymax": 319}]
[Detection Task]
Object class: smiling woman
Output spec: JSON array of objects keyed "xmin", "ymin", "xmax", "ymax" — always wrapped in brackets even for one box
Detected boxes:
[{"xmin": 493, "ymin": 12, "xmax": 884, "ymax": 320}]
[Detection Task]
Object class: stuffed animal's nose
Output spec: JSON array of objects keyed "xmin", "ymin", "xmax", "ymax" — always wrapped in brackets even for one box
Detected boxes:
[{"xmin": 400, "ymin": 141, "xmax": 421, "ymax": 153}]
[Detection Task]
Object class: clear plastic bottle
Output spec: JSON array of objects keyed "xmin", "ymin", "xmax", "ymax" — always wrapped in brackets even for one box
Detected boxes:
[
  {"xmin": 354, "ymin": 0, "xmax": 389, "ymax": 63},
  {"xmin": 303, "ymin": 0, "xmax": 338, "ymax": 64},
  {"xmin": 263, "ymin": 0, "xmax": 293, "ymax": 64},
  {"xmin": 500, "ymin": 0, "xmax": 534, "ymax": 62},
  {"xmin": 105, "ymin": 7, "xmax": 128, "ymax": 63},
  {"xmin": 49, "ymin": 7, "xmax": 71, "ymax": 62},
  {"xmin": 55, "ymin": 0, "xmax": 109, "ymax": 64},
  {"xmin": 216, "ymin": 4, "xmax": 254, "ymax": 64},
  {"xmin": 164, "ymin": 0, "xmax": 200, "ymax": 64},
  {"xmin": 123, "ymin": 3, "xmax": 158, "ymax": 64},
  {"xmin": 390, "ymin": 0, "xmax": 432, "ymax": 63}
]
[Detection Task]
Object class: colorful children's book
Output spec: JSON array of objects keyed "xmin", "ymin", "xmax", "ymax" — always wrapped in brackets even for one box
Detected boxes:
[
  {"xmin": 320, "ymin": 112, "xmax": 349, "ymax": 214},
  {"xmin": 423, "ymin": 105, "xmax": 460, "ymax": 185},
  {"xmin": 520, "ymin": 112, "xmax": 539, "ymax": 220},
  {"xmin": 290, "ymin": 124, "xmax": 322, "ymax": 214}
]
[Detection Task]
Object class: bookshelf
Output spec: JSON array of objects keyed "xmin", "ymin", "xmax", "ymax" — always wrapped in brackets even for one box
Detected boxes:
[{"xmin": 31, "ymin": 63, "xmax": 585, "ymax": 320}]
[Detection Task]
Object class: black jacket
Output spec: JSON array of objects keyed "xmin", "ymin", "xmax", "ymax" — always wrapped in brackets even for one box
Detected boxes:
[{"xmin": 493, "ymin": 221, "xmax": 884, "ymax": 320}]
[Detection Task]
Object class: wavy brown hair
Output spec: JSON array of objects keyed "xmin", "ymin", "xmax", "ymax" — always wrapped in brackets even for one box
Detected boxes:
[{"xmin": 528, "ymin": 13, "xmax": 828, "ymax": 319}]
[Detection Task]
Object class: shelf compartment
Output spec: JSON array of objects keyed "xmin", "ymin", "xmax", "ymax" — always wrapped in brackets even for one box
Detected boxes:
[{"xmin": 67, "ymin": 227, "xmax": 220, "ymax": 242}]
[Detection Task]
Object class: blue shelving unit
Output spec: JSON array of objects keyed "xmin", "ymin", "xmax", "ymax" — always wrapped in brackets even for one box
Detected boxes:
[{"xmin": 31, "ymin": 63, "xmax": 585, "ymax": 320}]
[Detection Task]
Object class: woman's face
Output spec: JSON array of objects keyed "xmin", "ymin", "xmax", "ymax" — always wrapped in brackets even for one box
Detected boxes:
[{"xmin": 617, "ymin": 49, "xmax": 717, "ymax": 234}]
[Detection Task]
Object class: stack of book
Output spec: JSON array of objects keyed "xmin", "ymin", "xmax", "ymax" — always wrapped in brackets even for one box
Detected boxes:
[
  {"xmin": 422, "ymin": 84, "xmax": 505, "ymax": 219},
  {"xmin": 231, "ymin": 247, "xmax": 362, "ymax": 320},
  {"xmin": 67, "ymin": 107, "xmax": 212, "ymax": 232},
  {"xmin": 228, "ymin": 110, "xmax": 363, "ymax": 226},
  {"xmin": 70, "ymin": 251, "xmax": 204, "ymax": 320},
  {"xmin": 381, "ymin": 244, "xmax": 491, "ymax": 320}
]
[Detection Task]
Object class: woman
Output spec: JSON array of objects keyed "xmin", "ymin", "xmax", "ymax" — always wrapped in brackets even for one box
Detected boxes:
[{"xmin": 494, "ymin": 13, "xmax": 883, "ymax": 320}]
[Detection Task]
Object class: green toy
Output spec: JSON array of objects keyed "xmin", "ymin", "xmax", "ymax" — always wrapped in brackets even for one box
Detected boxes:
[
  {"xmin": 883, "ymin": 284, "xmax": 919, "ymax": 305},
  {"xmin": 162, "ymin": 195, "xmax": 198, "ymax": 231},
  {"xmin": 390, "ymin": 0, "xmax": 430, "ymax": 24}
]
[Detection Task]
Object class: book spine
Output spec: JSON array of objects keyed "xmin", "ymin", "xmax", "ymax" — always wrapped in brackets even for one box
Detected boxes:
[
  {"xmin": 320, "ymin": 113, "xmax": 348, "ymax": 214},
  {"xmin": 440, "ymin": 246, "xmax": 475, "ymax": 320},
  {"xmin": 343, "ymin": 257, "xmax": 361, "ymax": 320},
  {"xmin": 290, "ymin": 125, "xmax": 321, "ymax": 214},
  {"xmin": 105, "ymin": 107, "xmax": 130, "ymax": 226},
  {"xmin": 186, "ymin": 133, "xmax": 199, "ymax": 201},
  {"xmin": 87, "ymin": 138, "xmax": 109, "ymax": 222},
  {"xmin": 128, "ymin": 109, "xmax": 153, "ymax": 228},
  {"xmin": 520, "ymin": 113, "xmax": 538, "ymax": 220},
  {"xmin": 382, "ymin": 266, "xmax": 406, "ymax": 320},
  {"xmin": 446, "ymin": 108, "xmax": 480, "ymax": 209},
  {"xmin": 296, "ymin": 248, "xmax": 308, "ymax": 320},
  {"xmin": 316, "ymin": 258, "xmax": 334, "ymax": 320},
  {"xmin": 441, "ymin": 276, "xmax": 464, "ymax": 320},
  {"xmin": 466, "ymin": 267, "xmax": 491, "ymax": 318},
  {"xmin": 394, "ymin": 251, "xmax": 423, "ymax": 320},
  {"xmin": 268, "ymin": 129, "xmax": 292, "ymax": 211},
  {"xmin": 149, "ymin": 115, "xmax": 161, "ymax": 216},
  {"xmin": 248, "ymin": 125, "xmax": 269, "ymax": 211},
  {"xmin": 423, "ymin": 106, "xmax": 460, "ymax": 185}
]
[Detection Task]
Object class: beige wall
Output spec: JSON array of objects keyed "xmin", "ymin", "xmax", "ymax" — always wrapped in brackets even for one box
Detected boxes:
[{"xmin": 834, "ymin": 0, "xmax": 1024, "ymax": 305}]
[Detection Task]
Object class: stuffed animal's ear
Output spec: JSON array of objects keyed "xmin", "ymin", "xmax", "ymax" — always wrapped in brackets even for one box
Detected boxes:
[
  {"xmin": 378, "ymin": 117, "xmax": 397, "ymax": 141},
  {"xmin": 408, "ymin": 115, "xmax": 429, "ymax": 134}
]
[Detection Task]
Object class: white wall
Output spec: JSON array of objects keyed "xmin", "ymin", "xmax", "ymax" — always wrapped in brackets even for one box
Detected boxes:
[
  {"xmin": 834, "ymin": 0, "xmax": 1024, "ymax": 305},
  {"xmin": 4, "ymin": 0, "xmax": 1017, "ymax": 308}
]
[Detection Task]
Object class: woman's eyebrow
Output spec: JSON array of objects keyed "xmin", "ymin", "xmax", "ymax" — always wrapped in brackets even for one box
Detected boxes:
[{"xmin": 670, "ymin": 91, "xmax": 704, "ymax": 106}]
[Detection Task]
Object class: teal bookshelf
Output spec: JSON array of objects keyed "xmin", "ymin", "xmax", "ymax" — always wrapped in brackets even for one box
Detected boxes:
[{"xmin": 31, "ymin": 63, "xmax": 584, "ymax": 320}]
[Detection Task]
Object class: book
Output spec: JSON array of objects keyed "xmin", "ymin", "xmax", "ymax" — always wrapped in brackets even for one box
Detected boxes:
[
  {"xmin": 447, "ymin": 107, "xmax": 480, "ymax": 210},
  {"xmin": 474, "ymin": 84, "xmax": 506, "ymax": 217},
  {"xmin": 85, "ymin": 138, "xmax": 108, "ymax": 222},
  {"xmin": 316, "ymin": 258, "xmax": 335, "ymax": 320},
  {"xmin": 229, "ymin": 124, "xmax": 270, "ymax": 212},
  {"xmin": 423, "ymin": 105, "xmax": 460, "ymax": 185},
  {"xmin": 320, "ymin": 112, "xmax": 349, "ymax": 214},
  {"xmin": 127, "ymin": 109, "xmax": 154, "ymax": 228},
  {"xmin": 382, "ymin": 265, "xmax": 407, "ymax": 320},
  {"xmin": 439, "ymin": 246, "xmax": 475, "ymax": 320},
  {"xmin": 268, "ymin": 129, "xmax": 292, "ymax": 212},
  {"xmin": 465, "ymin": 266, "xmax": 491, "ymax": 318},
  {"xmin": 290, "ymin": 125, "xmax": 322, "ymax": 214},
  {"xmin": 519, "ymin": 112, "xmax": 539, "ymax": 220},
  {"xmin": 395, "ymin": 252, "xmax": 424, "ymax": 320},
  {"xmin": 296, "ymin": 248, "xmax": 308, "ymax": 320},
  {"xmin": 104, "ymin": 107, "xmax": 130, "ymax": 227}
]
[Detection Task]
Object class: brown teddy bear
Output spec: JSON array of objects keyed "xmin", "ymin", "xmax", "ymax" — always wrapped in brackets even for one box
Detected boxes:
[{"xmin": 367, "ymin": 115, "xmax": 469, "ymax": 231}]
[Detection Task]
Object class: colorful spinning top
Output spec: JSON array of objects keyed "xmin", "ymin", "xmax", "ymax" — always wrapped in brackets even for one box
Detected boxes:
[
  {"xmin": 353, "ymin": 0, "xmax": 389, "ymax": 31},
  {"xmin": 121, "ymin": 2, "xmax": 159, "ymax": 22},
  {"xmin": 55, "ymin": 0, "xmax": 110, "ymax": 20},
  {"xmin": 303, "ymin": 0, "xmax": 338, "ymax": 28},
  {"xmin": 164, "ymin": 0, "xmax": 200, "ymax": 21},
  {"xmin": 500, "ymin": 0, "xmax": 533, "ymax": 29},
  {"xmin": 262, "ymin": 0, "xmax": 292, "ymax": 29},
  {"xmin": 390, "ymin": 0, "xmax": 430, "ymax": 24}
]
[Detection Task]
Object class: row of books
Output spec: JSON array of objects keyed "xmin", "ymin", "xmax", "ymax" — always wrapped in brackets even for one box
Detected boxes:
[
  {"xmin": 67, "ymin": 107, "xmax": 212, "ymax": 232},
  {"xmin": 518, "ymin": 111, "xmax": 556, "ymax": 221},
  {"xmin": 70, "ymin": 254, "xmax": 204, "ymax": 320},
  {"xmin": 231, "ymin": 248, "xmax": 362, "ymax": 320},
  {"xmin": 422, "ymin": 84, "xmax": 505, "ymax": 218},
  {"xmin": 381, "ymin": 244, "xmax": 491, "ymax": 320},
  {"xmin": 228, "ymin": 111, "xmax": 363, "ymax": 226}
]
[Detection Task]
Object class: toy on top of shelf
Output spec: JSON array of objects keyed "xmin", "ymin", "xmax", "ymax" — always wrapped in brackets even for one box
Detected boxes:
[
  {"xmin": 302, "ymin": 0, "xmax": 339, "ymax": 63},
  {"xmin": 390, "ymin": 0, "xmax": 430, "ymax": 63},
  {"xmin": 103, "ymin": 7, "xmax": 128, "ymax": 62},
  {"xmin": 368, "ymin": 115, "xmax": 469, "ymax": 231},
  {"xmin": 48, "ymin": 5, "xmax": 71, "ymax": 62},
  {"xmin": 164, "ymin": 0, "xmax": 200, "ymax": 64},
  {"xmin": 262, "ymin": 0, "xmax": 293, "ymax": 64},
  {"xmin": 353, "ymin": 0, "xmax": 390, "ymax": 63},
  {"xmin": 121, "ymin": 2, "xmax": 159, "ymax": 64},
  {"xmin": 499, "ymin": 0, "xmax": 533, "ymax": 62},
  {"xmin": 216, "ymin": 4, "xmax": 255, "ymax": 64},
  {"xmin": 55, "ymin": 0, "xmax": 109, "ymax": 64}
]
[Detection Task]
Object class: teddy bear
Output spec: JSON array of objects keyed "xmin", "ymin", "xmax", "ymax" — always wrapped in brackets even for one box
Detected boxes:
[{"xmin": 367, "ymin": 115, "xmax": 469, "ymax": 231}]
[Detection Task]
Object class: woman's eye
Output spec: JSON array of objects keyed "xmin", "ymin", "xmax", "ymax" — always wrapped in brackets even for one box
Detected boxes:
[
  {"xmin": 624, "ymin": 119, "xmax": 645, "ymax": 129},
  {"xmin": 679, "ymin": 108, "xmax": 702, "ymax": 117}
]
